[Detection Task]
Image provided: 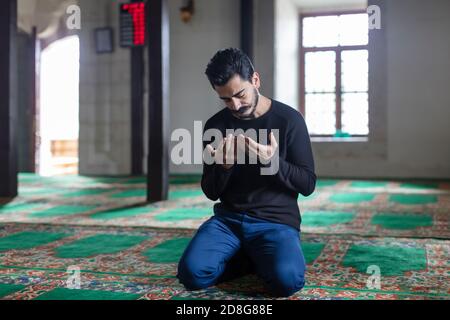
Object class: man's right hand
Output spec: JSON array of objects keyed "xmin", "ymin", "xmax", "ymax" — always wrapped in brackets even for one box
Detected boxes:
[{"xmin": 206, "ymin": 134, "xmax": 237, "ymax": 169}]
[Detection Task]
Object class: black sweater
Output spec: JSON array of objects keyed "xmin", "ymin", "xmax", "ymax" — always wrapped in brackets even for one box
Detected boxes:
[{"xmin": 201, "ymin": 99, "xmax": 316, "ymax": 230}]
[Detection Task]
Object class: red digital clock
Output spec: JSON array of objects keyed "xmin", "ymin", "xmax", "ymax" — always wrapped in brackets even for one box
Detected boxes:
[{"xmin": 120, "ymin": 2, "xmax": 146, "ymax": 47}]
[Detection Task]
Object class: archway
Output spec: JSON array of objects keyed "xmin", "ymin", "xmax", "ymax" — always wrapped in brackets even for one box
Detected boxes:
[{"xmin": 39, "ymin": 35, "xmax": 80, "ymax": 176}]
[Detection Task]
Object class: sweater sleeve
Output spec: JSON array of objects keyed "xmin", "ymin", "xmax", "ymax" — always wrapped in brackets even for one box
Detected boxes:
[
  {"xmin": 265, "ymin": 112, "xmax": 316, "ymax": 196},
  {"xmin": 200, "ymin": 122, "xmax": 234, "ymax": 201}
]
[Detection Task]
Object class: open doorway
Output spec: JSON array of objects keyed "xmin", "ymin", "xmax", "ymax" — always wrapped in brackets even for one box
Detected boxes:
[{"xmin": 39, "ymin": 35, "xmax": 80, "ymax": 176}]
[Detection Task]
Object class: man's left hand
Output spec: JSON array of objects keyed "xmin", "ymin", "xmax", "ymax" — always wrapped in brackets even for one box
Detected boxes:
[{"xmin": 237, "ymin": 132, "xmax": 278, "ymax": 163}]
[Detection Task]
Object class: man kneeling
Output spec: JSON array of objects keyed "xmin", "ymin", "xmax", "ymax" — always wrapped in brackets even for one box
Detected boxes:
[{"xmin": 177, "ymin": 48, "xmax": 316, "ymax": 297}]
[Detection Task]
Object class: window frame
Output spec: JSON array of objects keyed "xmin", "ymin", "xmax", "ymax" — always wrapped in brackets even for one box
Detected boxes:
[{"xmin": 299, "ymin": 10, "xmax": 369, "ymax": 137}]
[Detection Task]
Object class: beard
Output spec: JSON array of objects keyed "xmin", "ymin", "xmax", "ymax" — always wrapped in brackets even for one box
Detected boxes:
[{"xmin": 232, "ymin": 88, "xmax": 259, "ymax": 120}]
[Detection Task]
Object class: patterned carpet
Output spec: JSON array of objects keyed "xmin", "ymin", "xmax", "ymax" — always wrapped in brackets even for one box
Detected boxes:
[{"xmin": 0, "ymin": 173, "xmax": 449, "ymax": 300}]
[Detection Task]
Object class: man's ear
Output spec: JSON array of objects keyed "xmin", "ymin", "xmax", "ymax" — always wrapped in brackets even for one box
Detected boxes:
[{"xmin": 252, "ymin": 72, "xmax": 261, "ymax": 89}]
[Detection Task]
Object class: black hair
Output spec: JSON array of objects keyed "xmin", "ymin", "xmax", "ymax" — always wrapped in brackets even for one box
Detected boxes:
[{"xmin": 204, "ymin": 48, "xmax": 255, "ymax": 88}]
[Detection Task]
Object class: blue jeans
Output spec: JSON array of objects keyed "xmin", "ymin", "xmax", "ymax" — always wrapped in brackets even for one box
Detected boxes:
[{"xmin": 177, "ymin": 207, "xmax": 306, "ymax": 297}]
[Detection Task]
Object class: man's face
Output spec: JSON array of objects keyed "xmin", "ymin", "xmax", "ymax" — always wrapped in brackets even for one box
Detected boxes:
[{"xmin": 214, "ymin": 74, "xmax": 260, "ymax": 120}]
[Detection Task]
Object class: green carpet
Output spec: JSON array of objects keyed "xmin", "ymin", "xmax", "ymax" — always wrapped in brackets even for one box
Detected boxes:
[
  {"xmin": 55, "ymin": 234, "xmax": 148, "ymax": 258},
  {"xmin": 302, "ymin": 242, "xmax": 326, "ymax": 264},
  {"xmin": 30, "ymin": 205, "xmax": 98, "ymax": 218},
  {"xmin": 0, "ymin": 223, "xmax": 446, "ymax": 300},
  {"xmin": 0, "ymin": 202, "xmax": 42, "ymax": 213},
  {"xmin": 143, "ymin": 237, "xmax": 191, "ymax": 263},
  {"xmin": 111, "ymin": 189, "xmax": 147, "ymax": 198},
  {"xmin": 91, "ymin": 206, "xmax": 157, "ymax": 220},
  {"xmin": 154, "ymin": 208, "xmax": 211, "ymax": 222},
  {"xmin": 0, "ymin": 231, "xmax": 69, "ymax": 251},
  {"xmin": 34, "ymin": 288, "xmax": 141, "ymax": 300},
  {"xmin": 0, "ymin": 174, "xmax": 448, "ymax": 300},
  {"xmin": 330, "ymin": 193, "xmax": 376, "ymax": 203},
  {"xmin": 0, "ymin": 283, "xmax": 26, "ymax": 298},
  {"xmin": 389, "ymin": 194, "xmax": 438, "ymax": 205},
  {"xmin": 350, "ymin": 181, "xmax": 388, "ymax": 188},
  {"xmin": 371, "ymin": 213, "xmax": 433, "ymax": 230},
  {"xmin": 1, "ymin": 174, "xmax": 448, "ymax": 239},
  {"xmin": 400, "ymin": 182, "xmax": 439, "ymax": 190},
  {"xmin": 62, "ymin": 189, "xmax": 110, "ymax": 198},
  {"xmin": 342, "ymin": 245, "xmax": 427, "ymax": 276},
  {"xmin": 302, "ymin": 211, "xmax": 355, "ymax": 227}
]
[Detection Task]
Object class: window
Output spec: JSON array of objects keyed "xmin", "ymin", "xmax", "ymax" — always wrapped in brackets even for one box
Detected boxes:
[{"xmin": 300, "ymin": 12, "xmax": 369, "ymax": 137}]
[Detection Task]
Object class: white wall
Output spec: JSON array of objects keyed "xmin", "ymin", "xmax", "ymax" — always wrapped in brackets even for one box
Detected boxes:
[
  {"xmin": 78, "ymin": 0, "xmax": 131, "ymax": 175},
  {"xmin": 165, "ymin": 0, "xmax": 241, "ymax": 174},
  {"xmin": 384, "ymin": 0, "xmax": 450, "ymax": 177},
  {"xmin": 254, "ymin": 0, "xmax": 275, "ymax": 98},
  {"xmin": 274, "ymin": 0, "xmax": 299, "ymax": 109}
]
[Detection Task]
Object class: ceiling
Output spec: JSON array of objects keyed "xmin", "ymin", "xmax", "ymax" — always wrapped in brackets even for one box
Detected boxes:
[{"xmin": 18, "ymin": 0, "xmax": 77, "ymax": 37}]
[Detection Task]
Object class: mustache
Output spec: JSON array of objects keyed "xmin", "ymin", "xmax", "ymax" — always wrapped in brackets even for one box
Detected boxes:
[{"xmin": 233, "ymin": 105, "xmax": 251, "ymax": 114}]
